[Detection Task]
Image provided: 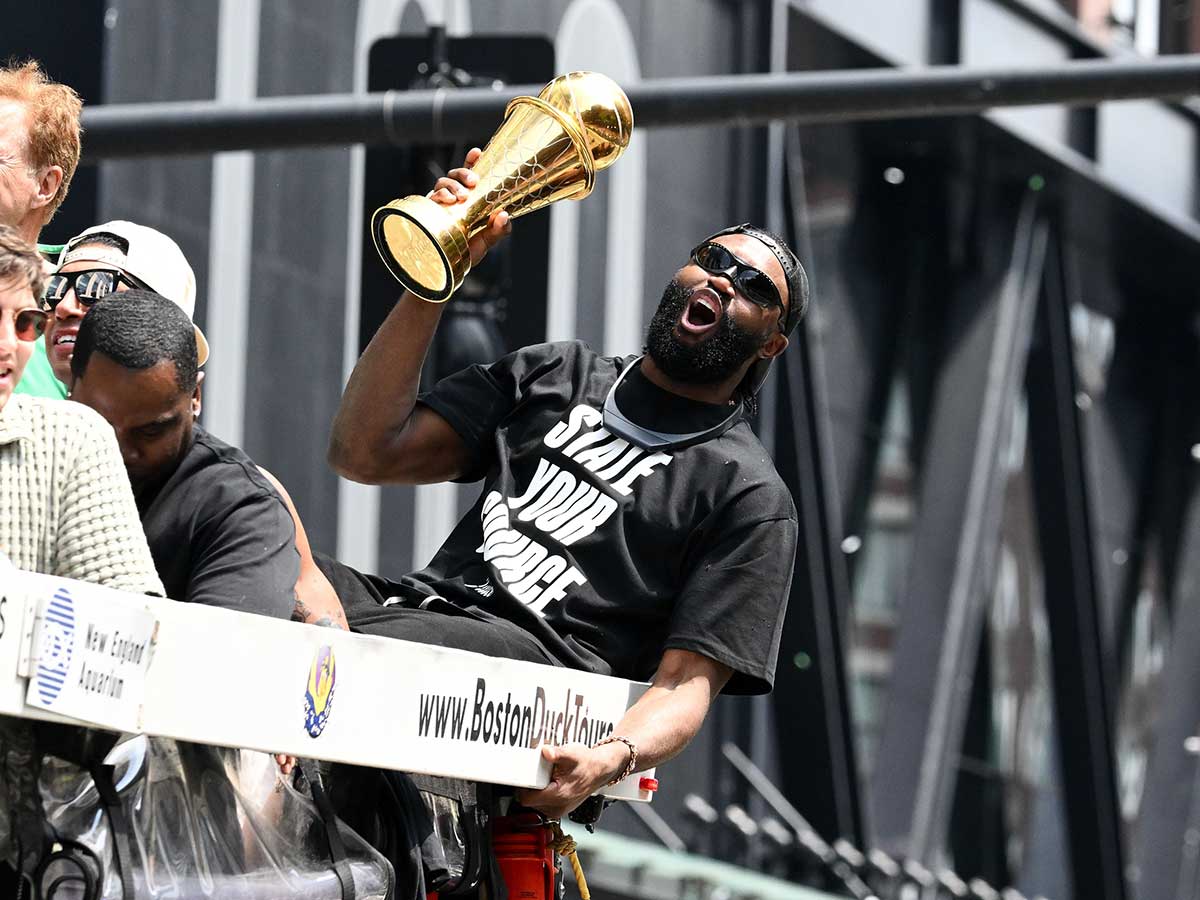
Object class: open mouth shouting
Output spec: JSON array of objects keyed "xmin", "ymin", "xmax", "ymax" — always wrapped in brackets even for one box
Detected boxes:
[{"xmin": 678, "ymin": 287, "xmax": 724, "ymax": 338}]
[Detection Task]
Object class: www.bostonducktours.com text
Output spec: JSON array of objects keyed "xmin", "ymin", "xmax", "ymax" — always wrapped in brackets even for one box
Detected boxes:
[{"xmin": 417, "ymin": 677, "xmax": 618, "ymax": 748}]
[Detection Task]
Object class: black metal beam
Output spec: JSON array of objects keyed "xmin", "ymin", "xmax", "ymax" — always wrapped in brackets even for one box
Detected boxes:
[
  {"xmin": 770, "ymin": 300, "xmax": 865, "ymax": 847},
  {"xmin": 1136, "ymin": 513, "xmax": 1200, "ymax": 899},
  {"xmin": 1126, "ymin": 323, "xmax": 1200, "ymax": 900},
  {"xmin": 927, "ymin": 0, "xmax": 962, "ymax": 65},
  {"xmin": 762, "ymin": 121, "xmax": 864, "ymax": 848},
  {"xmin": 989, "ymin": 0, "xmax": 1117, "ymax": 59},
  {"xmin": 1025, "ymin": 233, "xmax": 1127, "ymax": 900},
  {"xmin": 78, "ymin": 56, "xmax": 1200, "ymax": 159},
  {"xmin": 988, "ymin": 0, "xmax": 1200, "ymax": 134},
  {"xmin": 871, "ymin": 188, "xmax": 1046, "ymax": 863}
]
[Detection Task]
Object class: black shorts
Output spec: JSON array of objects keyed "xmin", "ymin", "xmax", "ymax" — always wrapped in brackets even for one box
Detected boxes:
[{"xmin": 313, "ymin": 553, "xmax": 558, "ymax": 667}]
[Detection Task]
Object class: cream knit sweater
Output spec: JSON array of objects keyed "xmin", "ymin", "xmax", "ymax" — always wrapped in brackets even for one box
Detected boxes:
[{"xmin": 0, "ymin": 394, "xmax": 164, "ymax": 595}]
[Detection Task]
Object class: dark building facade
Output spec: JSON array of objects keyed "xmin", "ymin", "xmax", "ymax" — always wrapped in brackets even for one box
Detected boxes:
[{"xmin": 7, "ymin": 2, "xmax": 1200, "ymax": 899}]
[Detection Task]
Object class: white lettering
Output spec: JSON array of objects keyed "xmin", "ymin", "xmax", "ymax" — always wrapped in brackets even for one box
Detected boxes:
[
  {"xmin": 495, "ymin": 541, "xmax": 549, "ymax": 584},
  {"xmin": 478, "ymin": 491, "xmax": 591, "ymax": 613},
  {"xmin": 508, "ymin": 458, "xmax": 556, "ymax": 510},
  {"xmin": 551, "ymin": 494, "xmax": 619, "ymax": 545},
  {"xmin": 510, "ymin": 556, "xmax": 567, "ymax": 602},
  {"xmin": 477, "ymin": 499, "xmax": 533, "ymax": 560},
  {"xmin": 573, "ymin": 435, "xmax": 632, "ymax": 472},
  {"xmin": 562, "ymin": 427, "xmax": 611, "ymax": 459},
  {"xmin": 527, "ymin": 567, "xmax": 588, "ymax": 614},
  {"xmin": 518, "ymin": 470, "xmax": 576, "ymax": 521},
  {"xmin": 533, "ymin": 480, "xmax": 600, "ymax": 533},
  {"xmin": 472, "ymin": 402, "xmax": 676, "ymax": 614},
  {"xmin": 543, "ymin": 405, "xmax": 601, "ymax": 449},
  {"xmin": 484, "ymin": 532, "xmax": 531, "ymax": 561},
  {"xmin": 594, "ymin": 444, "xmax": 645, "ymax": 481},
  {"xmin": 482, "ymin": 499, "xmax": 508, "ymax": 531},
  {"xmin": 610, "ymin": 452, "xmax": 672, "ymax": 496}
]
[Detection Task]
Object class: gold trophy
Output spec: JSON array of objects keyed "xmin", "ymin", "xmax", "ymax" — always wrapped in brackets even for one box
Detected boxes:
[{"xmin": 371, "ymin": 71, "xmax": 633, "ymax": 302}]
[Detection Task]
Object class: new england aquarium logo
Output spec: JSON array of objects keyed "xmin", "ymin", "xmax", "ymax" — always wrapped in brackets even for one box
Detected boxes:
[
  {"xmin": 303, "ymin": 645, "xmax": 337, "ymax": 738},
  {"xmin": 36, "ymin": 587, "xmax": 76, "ymax": 705}
]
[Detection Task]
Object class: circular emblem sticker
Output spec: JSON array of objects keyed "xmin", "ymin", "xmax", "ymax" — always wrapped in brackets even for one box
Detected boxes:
[
  {"xmin": 303, "ymin": 645, "xmax": 337, "ymax": 738},
  {"xmin": 36, "ymin": 587, "xmax": 76, "ymax": 706}
]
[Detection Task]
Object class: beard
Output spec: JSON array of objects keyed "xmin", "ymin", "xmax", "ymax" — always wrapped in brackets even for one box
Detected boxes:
[{"xmin": 644, "ymin": 278, "xmax": 768, "ymax": 385}]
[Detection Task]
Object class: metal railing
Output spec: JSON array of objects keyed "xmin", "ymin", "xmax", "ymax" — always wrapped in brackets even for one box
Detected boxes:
[{"xmin": 79, "ymin": 55, "xmax": 1200, "ymax": 159}]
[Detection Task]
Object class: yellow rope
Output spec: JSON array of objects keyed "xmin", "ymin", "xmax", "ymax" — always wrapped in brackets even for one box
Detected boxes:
[{"xmin": 550, "ymin": 821, "xmax": 590, "ymax": 900}]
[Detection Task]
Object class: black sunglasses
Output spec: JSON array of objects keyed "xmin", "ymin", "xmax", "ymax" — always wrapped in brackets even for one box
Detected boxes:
[
  {"xmin": 43, "ymin": 269, "xmax": 145, "ymax": 311},
  {"xmin": 5, "ymin": 307, "xmax": 49, "ymax": 342},
  {"xmin": 690, "ymin": 242, "xmax": 785, "ymax": 328}
]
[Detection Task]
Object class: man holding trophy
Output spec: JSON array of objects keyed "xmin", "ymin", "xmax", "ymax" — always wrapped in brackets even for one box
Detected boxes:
[{"xmin": 326, "ymin": 73, "xmax": 804, "ymax": 818}]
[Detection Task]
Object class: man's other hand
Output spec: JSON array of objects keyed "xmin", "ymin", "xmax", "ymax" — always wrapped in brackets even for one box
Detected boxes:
[
  {"xmin": 426, "ymin": 147, "xmax": 512, "ymax": 266},
  {"xmin": 515, "ymin": 740, "xmax": 630, "ymax": 819}
]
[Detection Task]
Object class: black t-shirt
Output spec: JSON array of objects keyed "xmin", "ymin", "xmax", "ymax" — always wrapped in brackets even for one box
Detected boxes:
[
  {"xmin": 137, "ymin": 426, "xmax": 299, "ymax": 619},
  {"xmin": 387, "ymin": 341, "xmax": 797, "ymax": 695}
]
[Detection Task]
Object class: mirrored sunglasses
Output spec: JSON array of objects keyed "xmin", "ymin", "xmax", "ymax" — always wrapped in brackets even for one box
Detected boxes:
[
  {"xmin": 690, "ymin": 242, "xmax": 784, "ymax": 323},
  {"xmin": 43, "ymin": 269, "xmax": 143, "ymax": 311}
]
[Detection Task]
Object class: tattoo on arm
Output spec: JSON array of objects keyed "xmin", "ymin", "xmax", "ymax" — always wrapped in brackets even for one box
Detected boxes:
[
  {"xmin": 294, "ymin": 598, "xmax": 347, "ymax": 630},
  {"xmin": 293, "ymin": 597, "xmax": 314, "ymax": 623}
]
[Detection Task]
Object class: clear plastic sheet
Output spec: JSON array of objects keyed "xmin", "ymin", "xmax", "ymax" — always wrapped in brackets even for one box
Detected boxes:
[
  {"xmin": 418, "ymin": 789, "xmax": 467, "ymax": 892},
  {"xmin": 37, "ymin": 736, "xmax": 393, "ymax": 900}
]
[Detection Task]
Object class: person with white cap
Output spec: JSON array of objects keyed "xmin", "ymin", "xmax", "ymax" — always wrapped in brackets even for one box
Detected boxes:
[
  {"xmin": 50, "ymin": 221, "xmax": 345, "ymax": 630},
  {"xmin": 0, "ymin": 223, "xmax": 161, "ymax": 594},
  {"xmin": 43, "ymin": 220, "xmax": 208, "ymax": 386}
]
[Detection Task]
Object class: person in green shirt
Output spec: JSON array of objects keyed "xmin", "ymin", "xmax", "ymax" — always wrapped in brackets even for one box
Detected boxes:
[
  {"xmin": 12, "ymin": 243, "xmax": 66, "ymax": 398},
  {"xmin": 0, "ymin": 60, "xmax": 83, "ymax": 399},
  {"xmin": 13, "ymin": 331, "xmax": 64, "ymax": 398}
]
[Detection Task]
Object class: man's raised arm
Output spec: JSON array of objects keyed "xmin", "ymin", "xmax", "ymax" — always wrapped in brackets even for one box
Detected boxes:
[{"xmin": 328, "ymin": 148, "xmax": 512, "ymax": 485}]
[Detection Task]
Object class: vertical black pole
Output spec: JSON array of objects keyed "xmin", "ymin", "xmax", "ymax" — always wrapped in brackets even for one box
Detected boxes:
[
  {"xmin": 1026, "ymin": 233, "xmax": 1128, "ymax": 900},
  {"xmin": 870, "ymin": 188, "xmax": 1046, "ymax": 862},
  {"xmin": 769, "ymin": 317, "xmax": 866, "ymax": 847}
]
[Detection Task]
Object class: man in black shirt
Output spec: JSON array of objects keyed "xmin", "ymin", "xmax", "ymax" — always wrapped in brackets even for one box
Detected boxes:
[
  {"xmin": 328, "ymin": 150, "xmax": 806, "ymax": 817},
  {"xmin": 47, "ymin": 220, "xmax": 346, "ymax": 631},
  {"xmin": 68, "ymin": 290, "xmax": 301, "ymax": 618}
]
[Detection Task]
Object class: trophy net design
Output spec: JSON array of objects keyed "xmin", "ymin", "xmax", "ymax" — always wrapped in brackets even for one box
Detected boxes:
[{"xmin": 371, "ymin": 71, "xmax": 634, "ymax": 302}]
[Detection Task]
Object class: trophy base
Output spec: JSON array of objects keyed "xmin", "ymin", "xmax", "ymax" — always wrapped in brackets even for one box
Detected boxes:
[{"xmin": 371, "ymin": 196, "xmax": 471, "ymax": 303}]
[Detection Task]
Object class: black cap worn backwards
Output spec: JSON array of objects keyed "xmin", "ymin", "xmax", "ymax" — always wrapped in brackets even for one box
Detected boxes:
[{"xmin": 704, "ymin": 223, "xmax": 810, "ymax": 395}]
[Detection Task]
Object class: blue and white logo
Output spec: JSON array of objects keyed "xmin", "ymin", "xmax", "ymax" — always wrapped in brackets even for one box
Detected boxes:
[{"xmin": 35, "ymin": 587, "xmax": 75, "ymax": 705}]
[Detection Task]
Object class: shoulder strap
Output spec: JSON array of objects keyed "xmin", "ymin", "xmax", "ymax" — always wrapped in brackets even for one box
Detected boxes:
[
  {"xmin": 299, "ymin": 758, "xmax": 356, "ymax": 900},
  {"xmin": 88, "ymin": 763, "xmax": 136, "ymax": 900}
]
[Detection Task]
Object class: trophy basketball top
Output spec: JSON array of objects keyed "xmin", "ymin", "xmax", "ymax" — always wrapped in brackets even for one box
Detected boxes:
[
  {"xmin": 370, "ymin": 71, "xmax": 633, "ymax": 303},
  {"xmin": 537, "ymin": 71, "xmax": 633, "ymax": 171}
]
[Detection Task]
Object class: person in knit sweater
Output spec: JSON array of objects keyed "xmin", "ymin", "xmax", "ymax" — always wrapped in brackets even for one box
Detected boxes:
[{"xmin": 0, "ymin": 224, "xmax": 162, "ymax": 594}]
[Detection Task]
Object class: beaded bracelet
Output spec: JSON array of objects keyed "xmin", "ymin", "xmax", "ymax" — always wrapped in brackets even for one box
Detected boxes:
[{"xmin": 595, "ymin": 735, "xmax": 638, "ymax": 785}]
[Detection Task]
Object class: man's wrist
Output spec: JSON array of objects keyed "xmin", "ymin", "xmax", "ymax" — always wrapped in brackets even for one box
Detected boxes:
[
  {"xmin": 595, "ymin": 741, "xmax": 630, "ymax": 783},
  {"xmin": 399, "ymin": 289, "xmax": 450, "ymax": 313},
  {"xmin": 594, "ymin": 735, "xmax": 638, "ymax": 785}
]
